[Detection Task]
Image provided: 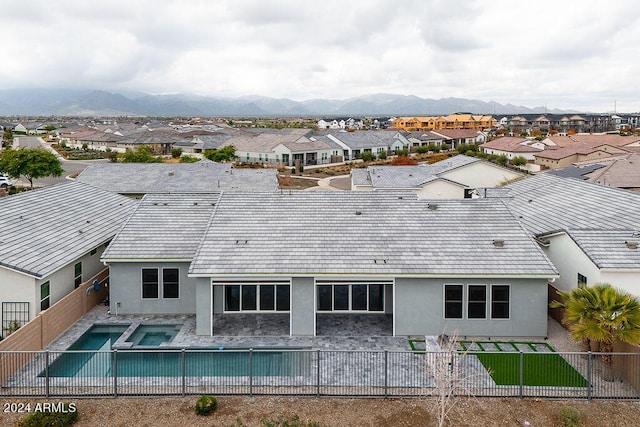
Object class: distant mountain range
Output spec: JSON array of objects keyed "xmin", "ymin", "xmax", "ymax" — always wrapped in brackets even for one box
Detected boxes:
[{"xmin": 0, "ymin": 89, "xmax": 575, "ymax": 117}]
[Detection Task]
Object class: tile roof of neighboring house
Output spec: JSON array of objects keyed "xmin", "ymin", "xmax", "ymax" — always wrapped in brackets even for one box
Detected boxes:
[
  {"xmin": 584, "ymin": 153, "xmax": 640, "ymax": 189},
  {"xmin": 480, "ymin": 137, "xmax": 544, "ymax": 153},
  {"xmin": 492, "ymin": 173, "xmax": 640, "ymax": 236},
  {"xmin": 189, "ymin": 191, "xmax": 557, "ymax": 277},
  {"xmin": 0, "ymin": 181, "xmax": 137, "ymax": 278},
  {"xmin": 548, "ymin": 164, "xmax": 606, "ymax": 179},
  {"xmin": 74, "ymin": 160, "xmax": 278, "ymax": 194},
  {"xmin": 534, "ymin": 145, "xmax": 610, "ymax": 160},
  {"xmin": 350, "ymin": 168, "xmax": 372, "ymax": 186},
  {"xmin": 326, "ymin": 131, "xmax": 401, "ymax": 149},
  {"xmin": 431, "ymin": 129, "xmax": 482, "ymax": 139},
  {"xmin": 101, "ymin": 193, "xmax": 220, "ymax": 261},
  {"xmin": 356, "ymin": 155, "xmax": 498, "ymax": 189},
  {"xmin": 223, "ymin": 129, "xmax": 313, "ymax": 153},
  {"xmin": 556, "ymin": 134, "xmax": 640, "ymax": 147},
  {"xmin": 566, "ymin": 229, "xmax": 640, "ymax": 269}
]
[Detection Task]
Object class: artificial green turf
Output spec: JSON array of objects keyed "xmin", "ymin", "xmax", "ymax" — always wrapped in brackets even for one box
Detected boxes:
[
  {"xmin": 408, "ymin": 339, "xmax": 588, "ymax": 387},
  {"xmin": 471, "ymin": 352, "xmax": 588, "ymax": 387}
]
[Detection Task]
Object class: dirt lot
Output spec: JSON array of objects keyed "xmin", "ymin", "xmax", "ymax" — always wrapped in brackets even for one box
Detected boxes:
[{"xmin": 3, "ymin": 396, "xmax": 640, "ymax": 426}]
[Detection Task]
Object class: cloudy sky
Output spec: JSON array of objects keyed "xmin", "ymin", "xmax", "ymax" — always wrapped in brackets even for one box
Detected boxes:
[{"xmin": 1, "ymin": 0, "xmax": 639, "ymax": 112}]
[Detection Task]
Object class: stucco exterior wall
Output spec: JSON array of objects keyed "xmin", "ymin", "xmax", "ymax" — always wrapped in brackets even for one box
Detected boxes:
[
  {"xmin": 441, "ymin": 163, "xmax": 521, "ymax": 188},
  {"xmin": 416, "ymin": 180, "xmax": 465, "ymax": 199},
  {"xmin": 600, "ymin": 271, "xmax": 640, "ymax": 297},
  {"xmin": 0, "ymin": 245, "xmax": 106, "ymax": 321},
  {"xmin": 542, "ymin": 234, "xmax": 601, "ymax": 292},
  {"xmin": 0, "ymin": 268, "xmax": 36, "ymax": 320},
  {"xmin": 108, "ymin": 262, "xmax": 197, "ymax": 315},
  {"xmin": 394, "ymin": 277, "xmax": 548, "ymax": 337},
  {"xmin": 196, "ymin": 278, "xmax": 211, "ymax": 335},
  {"xmin": 291, "ymin": 277, "xmax": 314, "ymax": 336}
]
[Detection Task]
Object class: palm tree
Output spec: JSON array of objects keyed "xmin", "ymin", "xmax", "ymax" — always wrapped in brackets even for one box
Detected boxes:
[{"xmin": 550, "ymin": 284, "xmax": 640, "ymax": 360}]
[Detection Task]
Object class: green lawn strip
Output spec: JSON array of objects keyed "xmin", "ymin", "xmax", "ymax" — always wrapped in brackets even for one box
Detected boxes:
[{"xmin": 470, "ymin": 352, "xmax": 588, "ymax": 387}]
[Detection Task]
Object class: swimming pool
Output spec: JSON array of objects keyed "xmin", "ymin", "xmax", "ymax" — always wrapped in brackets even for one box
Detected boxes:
[
  {"xmin": 125, "ymin": 324, "xmax": 181, "ymax": 346},
  {"xmin": 42, "ymin": 324, "xmax": 308, "ymax": 378}
]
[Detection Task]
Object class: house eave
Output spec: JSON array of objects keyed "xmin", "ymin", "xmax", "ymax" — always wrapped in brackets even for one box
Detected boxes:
[{"xmin": 188, "ymin": 272, "xmax": 558, "ymax": 280}]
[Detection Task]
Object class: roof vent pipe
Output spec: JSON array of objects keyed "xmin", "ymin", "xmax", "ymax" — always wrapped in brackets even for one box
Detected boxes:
[
  {"xmin": 626, "ymin": 241, "xmax": 638, "ymax": 250},
  {"xmin": 492, "ymin": 239, "xmax": 504, "ymax": 247}
]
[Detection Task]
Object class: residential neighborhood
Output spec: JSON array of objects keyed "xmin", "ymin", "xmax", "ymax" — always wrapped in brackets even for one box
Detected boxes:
[
  {"xmin": 2, "ymin": 112, "xmax": 640, "ymax": 413},
  {"xmin": 5, "ymin": 1, "xmax": 640, "ymax": 423}
]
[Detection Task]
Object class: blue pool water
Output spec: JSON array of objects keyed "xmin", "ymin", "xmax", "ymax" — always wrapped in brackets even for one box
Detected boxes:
[
  {"xmin": 42, "ymin": 325, "xmax": 307, "ymax": 378},
  {"xmin": 126, "ymin": 324, "xmax": 181, "ymax": 346}
]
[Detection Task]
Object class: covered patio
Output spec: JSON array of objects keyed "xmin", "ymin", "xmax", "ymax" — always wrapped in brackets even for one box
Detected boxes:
[{"xmin": 211, "ymin": 313, "xmax": 393, "ymax": 337}]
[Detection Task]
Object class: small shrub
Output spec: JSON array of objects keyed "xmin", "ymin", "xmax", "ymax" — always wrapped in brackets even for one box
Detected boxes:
[
  {"xmin": 19, "ymin": 404, "xmax": 78, "ymax": 427},
  {"xmin": 559, "ymin": 406, "xmax": 581, "ymax": 427},
  {"xmin": 299, "ymin": 165, "xmax": 304, "ymax": 173},
  {"xmin": 171, "ymin": 147, "xmax": 183, "ymax": 158},
  {"xmin": 261, "ymin": 414, "xmax": 319, "ymax": 427},
  {"xmin": 360, "ymin": 151, "xmax": 374, "ymax": 162},
  {"xmin": 415, "ymin": 146, "xmax": 429, "ymax": 154},
  {"xmin": 291, "ymin": 167, "xmax": 296, "ymax": 174},
  {"xmin": 195, "ymin": 394, "xmax": 218, "ymax": 416},
  {"xmin": 377, "ymin": 150, "xmax": 387, "ymax": 160},
  {"xmin": 81, "ymin": 142, "xmax": 88, "ymax": 150}
]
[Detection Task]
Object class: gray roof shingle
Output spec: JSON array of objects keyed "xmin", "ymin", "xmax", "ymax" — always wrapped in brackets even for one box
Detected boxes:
[
  {"xmin": 75, "ymin": 160, "xmax": 278, "ymax": 194},
  {"xmin": 102, "ymin": 193, "xmax": 220, "ymax": 261},
  {"xmin": 0, "ymin": 181, "xmax": 137, "ymax": 278},
  {"xmin": 189, "ymin": 191, "xmax": 557, "ymax": 277}
]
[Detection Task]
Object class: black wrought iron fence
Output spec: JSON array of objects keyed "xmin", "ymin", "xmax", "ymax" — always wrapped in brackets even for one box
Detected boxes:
[{"xmin": 0, "ymin": 349, "xmax": 638, "ymax": 399}]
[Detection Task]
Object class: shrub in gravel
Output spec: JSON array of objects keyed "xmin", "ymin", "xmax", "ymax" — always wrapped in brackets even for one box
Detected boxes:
[
  {"xmin": 195, "ymin": 394, "xmax": 218, "ymax": 416},
  {"xmin": 559, "ymin": 406, "xmax": 581, "ymax": 427},
  {"xmin": 19, "ymin": 404, "xmax": 78, "ymax": 427}
]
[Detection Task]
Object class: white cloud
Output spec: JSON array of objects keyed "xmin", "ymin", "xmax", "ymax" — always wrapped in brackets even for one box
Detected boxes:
[{"xmin": 0, "ymin": 0, "xmax": 639, "ymax": 111}]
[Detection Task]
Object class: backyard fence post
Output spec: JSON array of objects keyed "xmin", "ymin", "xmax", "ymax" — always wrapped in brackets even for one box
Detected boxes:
[
  {"xmin": 519, "ymin": 351, "xmax": 524, "ymax": 399},
  {"xmin": 384, "ymin": 350, "xmax": 388, "ymax": 399},
  {"xmin": 113, "ymin": 349, "xmax": 118, "ymax": 398},
  {"xmin": 637, "ymin": 353, "xmax": 640, "ymax": 400},
  {"xmin": 587, "ymin": 351, "xmax": 593, "ymax": 400},
  {"xmin": 249, "ymin": 349, "xmax": 253, "ymax": 397},
  {"xmin": 316, "ymin": 350, "xmax": 320, "ymax": 397},
  {"xmin": 181, "ymin": 349, "xmax": 186, "ymax": 397},
  {"xmin": 45, "ymin": 350, "xmax": 50, "ymax": 398}
]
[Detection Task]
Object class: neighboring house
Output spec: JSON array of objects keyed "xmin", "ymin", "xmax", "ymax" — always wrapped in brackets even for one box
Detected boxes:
[
  {"xmin": 351, "ymin": 155, "xmax": 523, "ymax": 199},
  {"xmin": 392, "ymin": 114, "xmax": 496, "ymax": 132},
  {"xmin": 430, "ymin": 129, "xmax": 487, "ymax": 149},
  {"xmin": 74, "ymin": 160, "xmax": 278, "ymax": 197},
  {"xmin": 479, "ymin": 137, "xmax": 545, "ymax": 161},
  {"xmin": 326, "ymin": 130, "xmax": 411, "ymax": 160},
  {"xmin": 549, "ymin": 153, "xmax": 640, "ymax": 192},
  {"xmin": 223, "ymin": 129, "xmax": 340, "ymax": 166},
  {"xmin": 102, "ymin": 191, "xmax": 557, "ymax": 338},
  {"xmin": 0, "ymin": 182, "xmax": 137, "ymax": 333},
  {"xmin": 405, "ymin": 131, "xmax": 447, "ymax": 149},
  {"xmin": 487, "ymin": 173, "xmax": 640, "ymax": 296}
]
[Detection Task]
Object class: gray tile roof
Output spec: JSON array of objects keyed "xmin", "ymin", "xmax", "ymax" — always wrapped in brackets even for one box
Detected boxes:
[
  {"xmin": 189, "ymin": 191, "xmax": 557, "ymax": 277},
  {"xmin": 493, "ymin": 173, "xmax": 640, "ymax": 269},
  {"xmin": 327, "ymin": 131, "xmax": 400, "ymax": 149},
  {"xmin": 102, "ymin": 193, "xmax": 220, "ymax": 261},
  {"xmin": 0, "ymin": 181, "xmax": 137, "ymax": 278},
  {"xmin": 494, "ymin": 173, "xmax": 640, "ymax": 235},
  {"xmin": 359, "ymin": 155, "xmax": 481, "ymax": 188},
  {"xmin": 74, "ymin": 160, "xmax": 278, "ymax": 194},
  {"xmin": 350, "ymin": 168, "xmax": 371, "ymax": 186},
  {"xmin": 566, "ymin": 229, "xmax": 640, "ymax": 269}
]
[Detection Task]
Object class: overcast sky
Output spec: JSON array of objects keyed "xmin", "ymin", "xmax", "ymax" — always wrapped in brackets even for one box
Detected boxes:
[{"xmin": 1, "ymin": 0, "xmax": 639, "ymax": 112}]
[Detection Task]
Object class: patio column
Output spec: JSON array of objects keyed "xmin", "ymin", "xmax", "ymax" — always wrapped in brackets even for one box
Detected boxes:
[
  {"xmin": 195, "ymin": 278, "xmax": 212, "ymax": 335},
  {"xmin": 290, "ymin": 277, "xmax": 315, "ymax": 336}
]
